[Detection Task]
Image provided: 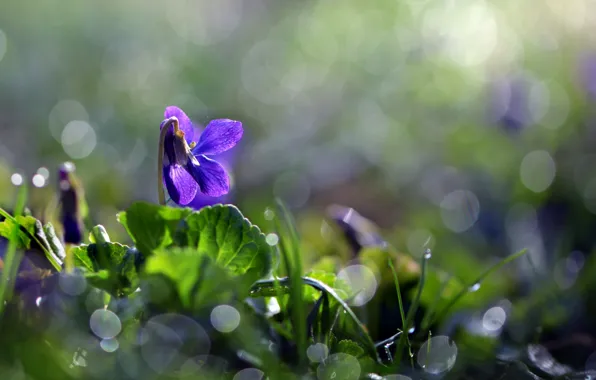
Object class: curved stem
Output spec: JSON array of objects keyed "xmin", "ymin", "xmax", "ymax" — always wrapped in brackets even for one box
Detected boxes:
[
  {"xmin": 157, "ymin": 117, "xmax": 180, "ymax": 205},
  {"xmin": 250, "ymin": 276, "xmax": 380, "ymax": 363}
]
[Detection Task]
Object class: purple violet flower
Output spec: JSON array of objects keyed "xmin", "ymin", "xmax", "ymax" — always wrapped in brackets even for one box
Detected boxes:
[
  {"xmin": 188, "ymin": 146, "xmax": 237, "ymax": 210},
  {"xmin": 160, "ymin": 106, "xmax": 243, "ymax": 206}
]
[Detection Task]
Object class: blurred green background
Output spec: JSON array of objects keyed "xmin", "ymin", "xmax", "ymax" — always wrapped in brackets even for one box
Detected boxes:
[{"xmin": 1, "ymin": 0, "xmax": 596, "ymax": 275}]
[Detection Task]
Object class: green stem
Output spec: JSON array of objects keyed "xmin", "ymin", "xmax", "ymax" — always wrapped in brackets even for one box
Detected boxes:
[
  {"xmin": 394, "ymin": 251, "xmax": 429, "ymax": 367},
  {"xmin": 157, "ymin": 117, "xmax": 180, "ymax": 205},
  {"xmin": 388, "ymin": 257, "xmax": 413, "ymax": 367}
]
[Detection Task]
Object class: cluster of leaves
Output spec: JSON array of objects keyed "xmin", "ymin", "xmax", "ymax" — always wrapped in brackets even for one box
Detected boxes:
[
  {"xmin": 0, "ymin": 200, "xmax": 393, "ymax": 378},
  {"xmin": 1, "ymin": 197, "xmax": 592, "ymax": 379}
]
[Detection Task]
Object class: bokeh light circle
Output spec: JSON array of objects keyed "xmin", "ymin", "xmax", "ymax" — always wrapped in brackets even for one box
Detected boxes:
[
  {"xmin": 317, "ymin": 353, "xmax": 361, "ymax": 380},
  {"xmin": 440, "ymin": 190, "xmax": 480, "ymax": 233},
  {"xmin": 265, "ymin": 233, "xmax": 279, "ymax": 246},
  {"xmin": 520, "ymin": 150, "xmax": 556, "ymax": 193},
  {"xmin": 307, "ymin": 343, "xmax": 329, "ymax": 363},
  {"xmin": 89, "ymin": 309, "xmax": 122, "ymax": 339},
  {"xmin": 140, "ymin": 313, "xmax": 210, "ymax": 374},
  {"xmin": 10, "ymin": 173, "xmax": 23, "ymax": 186},
  {"xmin": 233, "ymin": 368, "xmax": 265, "ymax": 380},
  {"xmin": 61, "ymin": 120, "xmax": 97, "ymax": 159},
  {"xmin": 336, "ymin": 265, "xmax": 378, "ymax": 307},
  {"xmin": 59, "ymin": 270, "xmax": 87, "ymax": 296},
  {"xmin": 210, "ymin": 304, "xmax": 241, "ymax": 333},
  {"xmin": 482, "ymin": 306, "xmax": 507, "ymax": 332},
  {"xmin": 417, "ymin": 335, "xmax": 458, "ymax": 375},
  {"xmin": 32, "ymin": 173, "xmax": 46, "ymax": 188},
  {"xmin": 48, "ymin": 100, "xmax": 89, "ymax": 141},
  {"xmin": 100, "ymin": 338, "xmax": 119, "ymax": 353}
]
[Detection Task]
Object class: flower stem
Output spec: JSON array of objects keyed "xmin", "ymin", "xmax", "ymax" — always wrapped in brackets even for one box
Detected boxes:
[{"xmin": 157, "ymin": 116, "xmax": 179, "ymax": 205}]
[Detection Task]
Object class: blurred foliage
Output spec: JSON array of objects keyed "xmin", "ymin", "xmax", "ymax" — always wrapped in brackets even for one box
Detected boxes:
[{"xmin": 2, "ymin": 0, "xmax": 596, "ymax": 378}]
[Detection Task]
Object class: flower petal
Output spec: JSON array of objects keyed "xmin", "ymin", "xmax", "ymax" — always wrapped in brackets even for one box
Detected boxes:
[
  {"xmin": 163, "ymin": 164, "xmax": 198, "ymax": 205},
  {"xmin": 186, "ymin": 155, "xmax": 230, "ymax": 197},
  {"xmin": 193, "ymin": 119, "xmax": 243, "ymax": 156},
  {"xmin": 163, "ymin": 106, "xmax": 194, "ymax": 142}
]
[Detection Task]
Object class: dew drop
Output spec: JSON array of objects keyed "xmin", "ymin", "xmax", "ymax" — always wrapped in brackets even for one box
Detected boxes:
[
  {"xmin": 408, "ymin": 327, "xmax": 415, "ymax": 334},
  {"xmin": 424, "ymin": 249, "xmax": 432, "ymax": 259},
  {"xmin": 469, "ymin": 283, "xmax": 481, "ymax": 292}
]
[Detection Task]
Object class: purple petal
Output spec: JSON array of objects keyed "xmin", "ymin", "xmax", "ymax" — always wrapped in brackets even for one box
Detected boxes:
[
  {"xmin": 193, "ymin": 119, "xmax": 243, "ymax": 156},
  {"xmin": 163, "ymin": 106, "xmax": 194, "ymax": 143},
  {"xmin": 163, "ymin": 164, "xmax": 198, "ymax": 205},
  {"xmin": 186, "ymin": 156, "xmax": 230, "ymax": 197}
]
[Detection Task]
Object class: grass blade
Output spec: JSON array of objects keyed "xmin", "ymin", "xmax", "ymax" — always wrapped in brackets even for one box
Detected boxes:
[
  {"xmin": 274, "ymin": 199, "xmax": 307, "ymax": 367},
  {"xmin": 388, "ymin": 255, "xmax": 412, "ymax": 366},
  {"xmin": 430, "ymin": 248, "xmax": 528, "ymax": 326},
  {"xmin": 393, "ymin": 249, "xmax": 430, "ymax": 367}
]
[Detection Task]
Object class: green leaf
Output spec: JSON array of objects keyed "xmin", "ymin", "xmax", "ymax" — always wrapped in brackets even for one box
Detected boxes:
[
  {"xmin": 0, "ymin": 215, "xmax": 37, "ymax": 248},
  {"xmin": 118, "ymin": 201, "xmax": 193, "ymax": 256},
  {"xmin": 143, "ymin": 204, "xmax": 273, "ymax": 308},
  {"xmin": 71, "ymin": 245, "xmax": 94, "ymax": 272},
  {"xmin": 71, "ymin": 242, "xmax": 140, "ymax": 296},
  {"xmin": 176, "ymin": 204, "xmax": 272, "ymax": 281},
  {"xmin": 144, "ymin": 248, "xmax": 239, "ymax": 308}
]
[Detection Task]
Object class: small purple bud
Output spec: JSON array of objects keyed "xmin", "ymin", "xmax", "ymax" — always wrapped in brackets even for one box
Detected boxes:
[
  {"xmin": 326, "ymin": 204, "xmax": 385, "ymax": 255},
  {"xmin": 58, "ymin": 162, "xmax": 83, "ymax": 244}
]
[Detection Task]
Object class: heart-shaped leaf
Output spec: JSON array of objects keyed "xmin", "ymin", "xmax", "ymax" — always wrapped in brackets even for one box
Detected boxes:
[
  {"xmin": 117, "ymin": 201, "xmax": 193, "ymax": 256},
  {"xmin": 143, "ymin": 204, "xmax": 273, "ymax": 308},
  {"xmin": 175, "ymin": 204, "xmax": 272, "ymax": 281},
  {"xmin": 144, "ymin": 248, "xmax": 238, "ymax": 308}
]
